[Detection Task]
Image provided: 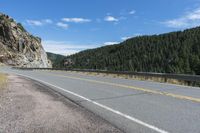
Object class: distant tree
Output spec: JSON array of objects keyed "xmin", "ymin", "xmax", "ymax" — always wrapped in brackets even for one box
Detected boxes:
[{"xmin": 17, "ymin": 23, "xmax": 26, "ymax": 32}]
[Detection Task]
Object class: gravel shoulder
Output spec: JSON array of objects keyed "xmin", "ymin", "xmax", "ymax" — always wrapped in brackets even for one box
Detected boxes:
[{"xmin": 0, "ymin": 74, "xmax": 122, "ymax": 133}]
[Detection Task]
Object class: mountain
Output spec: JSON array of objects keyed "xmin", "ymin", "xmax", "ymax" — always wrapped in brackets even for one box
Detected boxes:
[
  {"xmin": 47, "ymin": 52, "xmax": 66, "ymax": 68},
  {"xmin": 0, "ymin": 13, "xmax": 52, "ymax": 68},
  {"xmin": 67, "ymin": 27, "xmax": 200, "ymax": 75}
]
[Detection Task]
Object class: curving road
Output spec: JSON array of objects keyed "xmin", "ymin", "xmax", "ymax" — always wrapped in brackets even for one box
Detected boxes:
[{"xmin": 1, "ymin": 67, "xmax": 200, "ymax": 133}]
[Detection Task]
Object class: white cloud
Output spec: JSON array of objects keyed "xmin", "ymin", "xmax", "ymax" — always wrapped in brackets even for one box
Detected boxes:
[
  {"xmin": 187, "ymin": 8, "xmax": 200, "ymax": 20},
  {"xmin": 42, "ymin": 40, "xmax": 97, "ymax": 55},
  {"xmin": 26, "ymin": 19, "xmax": 53, "ymax": 26},
  {"xmin": 56, "ymin": 22, "xmax": 69, "ymax": 29},
  {"xmin": 62, "ymin": 18, "xmax": 91, "ymax": 23},
  {"xmin": 121, "ymin": 34, "xmax": 141, "ymax": 40},
  {"xmin": 104, "ymin": 41, "xmax": 119, "ymax": 45},
  {"xmin": 44, "ymin": 19, "xmax": 53, "ymax": 24},
  {"xmin": 129, "ymin": 10, "xmax": 136, "ymax": 15},
  {"xmin": 164, "ymin": 19, "xmax": 188, "ymax": 28},
  {"xmin": 26, "ymin": 20, "xmax": 43, "ymax": 26},
  {"xmin": 121, "ymin": 36, "xmax": 132, "ymax": 41},
  {"xmin": 163, "ymin": 8, "xmax": 200, "ymax": 28},
  {"xmin": 104, "ymin": 16, "xmax": 119, "ymax": 22}
]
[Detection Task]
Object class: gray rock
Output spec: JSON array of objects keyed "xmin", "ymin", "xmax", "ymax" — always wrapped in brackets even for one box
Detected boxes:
[{"xmin": 0, "ymin": 13, "xmax": 52, "ymax": 68}]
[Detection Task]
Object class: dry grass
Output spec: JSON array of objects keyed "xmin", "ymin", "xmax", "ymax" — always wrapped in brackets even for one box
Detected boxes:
[
  {"xmin": 129, "ymin": 75, "xmax": 187, "ymax": 86},
  {"xmin": 0, "ymin": 73, "xmax": 7, "ymax": 89},
  {"xmin": 45, "ymin": 70, "xmax": 196, "ymax": 87},
  {"xmin": 74, "ymin": 71, "xmax": 191, "ymax": 86}
]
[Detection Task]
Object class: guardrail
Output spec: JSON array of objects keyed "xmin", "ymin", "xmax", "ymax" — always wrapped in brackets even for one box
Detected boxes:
[{"xmin": 13, "ymin": 67, "xmax": 200, "ymax": 85}]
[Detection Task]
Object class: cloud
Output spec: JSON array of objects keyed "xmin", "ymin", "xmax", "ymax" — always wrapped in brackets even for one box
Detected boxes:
[
  {"xmin": 56, "ymin": 22, "xmax": 69, "ymax": 29},
  {"xmin": 44, "ymin": 19, "xmax": 53, "ymax": 24},
  {"xmin": 26, "ymin": 19, "xmax": 53, "ymax": 26},
  {"xmin": 121, "ymin": 34, "xmax": 141, "ymax": 40},
  {"xmin": 104, "ymin": 16, "xmax": 119, "ymax": 22},
  {"xmin": 163, "ymin": 8, "xmax": 200, "ymax": 28},
  {"xmin": 42, "ymin": 40, "xmax": 97, "ymax": 55},
  {"xmin": 62, "ymin": 18, "xmax": 91, "ymax": 23},
  {"xmin": 121, "ymin": 36, "xmax": 132, "ymax": 41},
  {"xmin": 187, "ymin": 8, "xmax": 200, "ymax": 20},
  {"xmin": 26, "ymin": 20, "xmax": 43, "ymax": 26},
  {"xmin": 104, "ymin": 41, "xmax": 119, "ymax": 45},
  {"xmin": 164, "ymin": 19, "xmax": 188, "ymax": 28},
  {"xmin": 129, "ymin": 10, "xmax": 136, "ymax": 15}
]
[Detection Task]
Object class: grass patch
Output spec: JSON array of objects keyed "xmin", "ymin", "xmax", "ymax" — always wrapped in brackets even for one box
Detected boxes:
[
  {"xmin": 0, "ymin": 73, "xmax": 7, "ymax": 89},
  {"xmin": 75, "ymin": 71, "xmax": 195, "ymax": 87}
]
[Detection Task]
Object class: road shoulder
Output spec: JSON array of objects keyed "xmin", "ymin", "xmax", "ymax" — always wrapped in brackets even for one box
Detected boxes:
[{"xmin": 0, "ymin": 74, "xmax": 122, "ymax": 133}]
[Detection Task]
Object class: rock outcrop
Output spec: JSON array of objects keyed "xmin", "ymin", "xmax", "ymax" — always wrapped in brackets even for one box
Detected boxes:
[{"xmin": 0, "ymin": 13, "xmax": 52, "ymax": 68}]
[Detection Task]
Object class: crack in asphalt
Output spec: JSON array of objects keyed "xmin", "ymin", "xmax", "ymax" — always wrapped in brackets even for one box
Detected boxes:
[{"xmin": 76, "ymin": 92, "xmax": 149, "ymax": 103}]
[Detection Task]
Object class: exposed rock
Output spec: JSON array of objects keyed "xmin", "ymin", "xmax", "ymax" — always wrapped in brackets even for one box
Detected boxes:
[{"xmin": 0, "ymin": 13, "xmax": 52, "ymax": 68}]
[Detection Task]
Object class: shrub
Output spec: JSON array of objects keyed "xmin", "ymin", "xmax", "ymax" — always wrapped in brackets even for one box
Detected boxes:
[{"xmin": 17, "ymin": 23, "xmax": 26, "ymax": 32}]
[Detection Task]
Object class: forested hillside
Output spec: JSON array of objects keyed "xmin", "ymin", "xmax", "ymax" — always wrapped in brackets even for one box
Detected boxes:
[
  {"xmin": 47, "ymin": 52, "xmax": 65, "ymax": 68},
  {"xmin": 68, "ymin": 27, "xmax": 200, "ymax": 75}
]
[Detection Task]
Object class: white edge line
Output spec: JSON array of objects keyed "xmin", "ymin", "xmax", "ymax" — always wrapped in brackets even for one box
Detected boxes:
[{"xmin": 16, "ymin": 73, "xmax": 168, "ymax": 133}]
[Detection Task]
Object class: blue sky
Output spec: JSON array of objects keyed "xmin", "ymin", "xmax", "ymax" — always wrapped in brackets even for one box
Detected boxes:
[{"xmin": 1, "ymin": 0, "xmax": 200, "ymax": 55}]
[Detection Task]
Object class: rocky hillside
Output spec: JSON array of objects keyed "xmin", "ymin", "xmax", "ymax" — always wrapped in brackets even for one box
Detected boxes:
[{"xmin": 0, "ymin": 13, "xmax": 51, "ymax": 68}]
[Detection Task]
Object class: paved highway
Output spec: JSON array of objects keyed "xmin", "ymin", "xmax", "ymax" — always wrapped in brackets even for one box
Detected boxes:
[{"xmin": 1, "ymin": 67, "xmax": 200, "ymax": 133}]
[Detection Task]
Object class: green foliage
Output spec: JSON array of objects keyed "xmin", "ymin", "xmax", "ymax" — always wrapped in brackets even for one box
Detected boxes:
[
  {"xmin": 9, "ymin": 18, "xmax": 14, "ymax": 22},
  {"xmin": 35, "ymin": 36, "xmax": 41, "ymax": 42},
  {"xmin": 0, "ymin": 15, "xmax": 4, "ymax": 20},
  {"xmin": 66, "ymin": 26, "xmax": 200, "ymax": 75},
  {"xmin": 47, "ymin": 52, "xmax": 66, "ymax": 68},
  {"xmin": 30, "ymin": 35, "xmax": 41, "ymax": 42},
  {"xmin": 17, "ymin": 23, "xmax": 26, "ymax": 32}
]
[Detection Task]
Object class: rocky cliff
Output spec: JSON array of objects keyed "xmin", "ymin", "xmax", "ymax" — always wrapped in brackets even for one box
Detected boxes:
[{"xmin": 0, "ymin": 13, "xmax": 52, "ymax": 68}]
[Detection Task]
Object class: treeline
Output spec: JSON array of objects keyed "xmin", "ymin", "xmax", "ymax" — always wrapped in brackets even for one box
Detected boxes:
[
  {"xmin": 47, "ymin": 52, "xmax": 66, "ymax": 68},
  {"xmin": 66, "ymin": 27, "xmax": 200, "ymax": 75}
]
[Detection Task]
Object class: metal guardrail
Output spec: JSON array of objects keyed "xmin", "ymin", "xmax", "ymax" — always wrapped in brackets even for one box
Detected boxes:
[{"xmin": 13, "ymin": 67, "xmax": 200, "ymax": 83}]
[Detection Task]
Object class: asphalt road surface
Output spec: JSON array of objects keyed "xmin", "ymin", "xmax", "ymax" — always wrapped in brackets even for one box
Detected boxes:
[{"xmin": 1, "ymin": 67, "xmax": 200, "ymax": 133}]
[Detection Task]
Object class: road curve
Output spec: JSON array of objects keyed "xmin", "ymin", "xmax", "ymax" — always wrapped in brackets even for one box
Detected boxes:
[{"xmin": 1, "ymin": 67, "xmax": 200, "ymax": 133}]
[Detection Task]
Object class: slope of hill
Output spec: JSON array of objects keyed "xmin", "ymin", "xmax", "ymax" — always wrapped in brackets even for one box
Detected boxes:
[
  {"xmin": 47, "ymin": 52, "xmax": 66, "ymax": 68},
  {"xmin": 67, "ymin": 27, "xmax": 200, "ymax": 75},
  {"xmin": 0, "ymin": 13, "xmax": 51, "ymax": 68}
]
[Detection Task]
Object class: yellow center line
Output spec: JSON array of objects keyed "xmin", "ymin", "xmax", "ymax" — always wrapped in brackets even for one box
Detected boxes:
[{"xmin": 44, "ymin": 72, "xmax": 200, "ymax": 103}]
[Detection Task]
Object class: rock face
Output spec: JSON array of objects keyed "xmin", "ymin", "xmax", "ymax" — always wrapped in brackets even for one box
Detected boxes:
[{"xmin": 0, "ymin": 13, "xmax": 52, "ymax": 68}]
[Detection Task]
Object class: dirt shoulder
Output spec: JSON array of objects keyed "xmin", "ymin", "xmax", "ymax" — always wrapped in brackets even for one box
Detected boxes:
[{"xmin": 0, "ymin": 74, "xmax": 122, "ymax": 133}]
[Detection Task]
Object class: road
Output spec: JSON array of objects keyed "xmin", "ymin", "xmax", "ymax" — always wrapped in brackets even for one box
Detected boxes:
[{"xmin": 1, "ymin": 67, "xmax": 200, "ymax": 133}]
